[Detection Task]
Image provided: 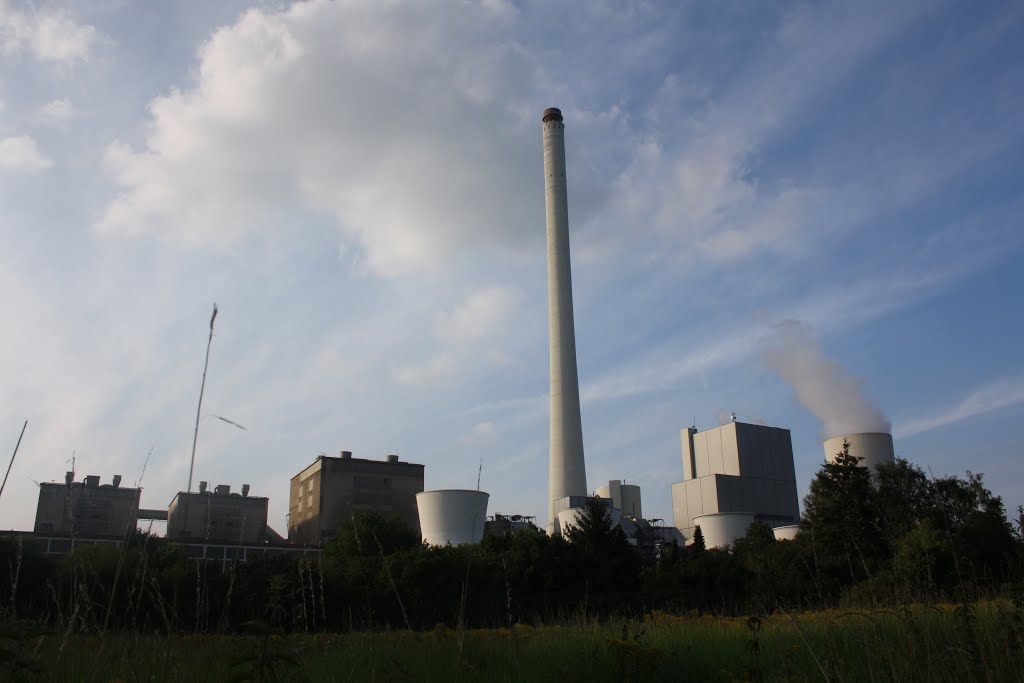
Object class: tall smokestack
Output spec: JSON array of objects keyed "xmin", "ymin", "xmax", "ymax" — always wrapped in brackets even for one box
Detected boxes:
[{"xmin": 542, "ymin": 107, "xmax": 587, "ymax": 534}]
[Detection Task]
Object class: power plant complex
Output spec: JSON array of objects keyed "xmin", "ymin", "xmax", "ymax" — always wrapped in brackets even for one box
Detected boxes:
[{"xmin": 23, "ymin": 107, "xmax": 900, "ymax": 559}]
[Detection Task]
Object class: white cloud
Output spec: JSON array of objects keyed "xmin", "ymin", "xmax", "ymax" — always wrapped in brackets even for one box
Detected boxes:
[
  {"xmin": 457, "ymin": 420, "xmax": 497, "ymax": 445},
  {"xmin": 896, "ymin": 375, "xmax": 1024, "ymax": 439},
  {"xmin": 0, "ymin": 135, "xmax": 52, "ymax": 170},
  {"xmin": 97, "ymin": 0, "xmax": 549, "ymax": 276},
  {"xmin": 394, "ymin": 284, "xmax": 523, "ymax": 386},
  {"xmin": 392, "ymin": 353, "xmax": 454, "ymax": 387},
  {"xmin": 37, "ymin": 98, "xmax": 76, "ymax": 126},
  {"xmin": 0, "ymin": 1, "xmax": 97, "ymax": 64},
  {"xmin": 436, "ymin": 286, "xmax": 521, "ymax": 344}
]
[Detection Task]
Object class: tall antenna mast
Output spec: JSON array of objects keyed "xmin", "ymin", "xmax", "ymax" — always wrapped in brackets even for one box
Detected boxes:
[
  {"xmin": 182, "ymin": 303, "xmax": 218, "ymax": 536},
  {"xmin": 476, "ymin": 458, "xmax": 483, "ymax": 491},
  {"xmin": 0, "ymin": 420, "xmax": 27, "ymax": 504}
]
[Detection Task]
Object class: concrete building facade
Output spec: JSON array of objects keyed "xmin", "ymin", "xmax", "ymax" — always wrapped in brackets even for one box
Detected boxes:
[
  {"xmin": 671, "ymin": 421, "xmax": 800, "ymax": 542},
  {"xmin": 167, "ymin": 484, "xmax": 268, "ymax": 544},
  {"xmin": 34, "ymin": 473, "xmax": 140, "ymax": 537},
  {"xmin": 288, "ymin": 451, "xmax": 424, "ymax": 545}
]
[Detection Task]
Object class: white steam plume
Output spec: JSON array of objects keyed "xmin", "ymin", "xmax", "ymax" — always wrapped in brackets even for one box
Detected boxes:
[{"xmin": 761, "ymin": 320, "xmax": 890, "ymax": 438}]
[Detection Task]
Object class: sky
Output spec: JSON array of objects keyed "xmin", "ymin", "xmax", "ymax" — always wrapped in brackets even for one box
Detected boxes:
[{"xmin": 1, "ymin": 0, "xmax": 1023, "ymax": 536}]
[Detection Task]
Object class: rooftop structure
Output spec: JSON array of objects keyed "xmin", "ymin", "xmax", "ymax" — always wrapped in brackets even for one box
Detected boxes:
[{"xmin": 288, "ymin": 451, "xmax": 424, "ymax": 545}]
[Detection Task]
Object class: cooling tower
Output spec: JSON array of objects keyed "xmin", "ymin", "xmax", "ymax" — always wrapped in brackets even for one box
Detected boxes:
[
  {"xmin": 772, "ymin": 524, "xmax": 800, "ymax": 542},
  {"xmin": 416, "ymin": 490, "xmax": 489, "ymax": 546},
  {"xmin": 556, "ymin": 505, "xmax": 621, "ymax": 536},
  {"xmin": 823, "ymin": 432, "xmax": 895, "ymax": 471},
  {"xmin": 543, "ymin": 107, "xmax": 587, "ymax": 534},
  {"xmin": 692, "ymin": 512, "xmax": 754, "ymax": 550}
]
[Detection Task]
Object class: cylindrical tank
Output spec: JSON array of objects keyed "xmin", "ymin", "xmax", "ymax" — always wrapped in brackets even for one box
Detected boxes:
[
  {"xmin": 692, "ymin": 512, "xmax": 754, "ymax": 549},
  {"xmin": 772, "ymin": 524, "xmax": 800, "ymax": 541},
  {"xmin": 823, "ymin": 432, "xmax": 894, "ymax": 471},
  {"xmin": 416, "ymin": 490, "xmax": 489, "ymax": 546}
]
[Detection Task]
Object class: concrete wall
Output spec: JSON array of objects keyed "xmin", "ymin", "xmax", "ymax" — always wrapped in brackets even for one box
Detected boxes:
[
  {"xmin": 288, "ymin": 454, "xmax": 424, "ymax": 545},
  {"xmin": 34, "ymin": 481, "xmax": 140, "ymax": 537},
  {"xmin": 167, "ymin": 491, "xmax": 268, "ymax": 544},
  {"xmin": 671, "ymin": 422, "xmax": 800, "ymax": 540}
]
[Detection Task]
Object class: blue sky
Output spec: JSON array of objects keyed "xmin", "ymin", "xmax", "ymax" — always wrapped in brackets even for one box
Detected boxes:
[{"xmin": 1, "ymin": 0, "xmax": 1022, "ymax": 534}]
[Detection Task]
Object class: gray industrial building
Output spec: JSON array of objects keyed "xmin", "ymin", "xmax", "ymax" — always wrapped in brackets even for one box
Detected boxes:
[
  {"xmin": 34, "ymin": 473, "xmax": 140, "ymax": 537},
  {"xmin": 671, "ymin": 421, "xmax": 800, "ymax": 541},
  {"xmin": 288, "ymin": 451, "xmax": 424, "ymax": 545},
  {"xmin": 167, "ymin": 482, "xmax": 268, "ymax": 544}
]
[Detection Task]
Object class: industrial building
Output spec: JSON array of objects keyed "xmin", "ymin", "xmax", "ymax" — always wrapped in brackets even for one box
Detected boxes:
[
  {"xmin": 34, "ymin": 473, "xmax": 140, "ymax": 537},
  {"xmin": 288, "ymin": 451, "xmax": 424, "ymax": 545},
  {"xmin": 671, "ymin": 421, "xmax": 800, "ymax": 543},
  {"xmin": 543, "ymin": 107, "xmax": 589, "ymax": 535},
  {"xmin": 824, "ymin": 432, "xmax": 895, "ymax": 471},
  {"xmin": 484, "ymin": 513, "xmax": 538, "ymax": 537},
  {"xmin": 167, "ymin": 482, "xmax": 268, "ymax": 544},
  {"xmin": 595, "ymin": 480, "xmax": 642, "ymax": 519}
]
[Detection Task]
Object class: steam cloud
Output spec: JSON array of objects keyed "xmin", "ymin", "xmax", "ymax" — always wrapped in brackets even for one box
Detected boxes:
[{"xmin": 761, "ymin": 320, "xmax": 891, "ymax": 438}]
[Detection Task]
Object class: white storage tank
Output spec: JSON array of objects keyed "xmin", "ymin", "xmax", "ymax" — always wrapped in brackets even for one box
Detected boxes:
[
  {"xmin": 772, "ymin": 524, "xmax": 800, "ymax": 541},
  {"xmin": 416, "ymin": 490, "xmax": 489, "ymax": 546},
  {"xmin": 823, "ymin": 432, "xmax": 894, "ymax": 471},
  {"xmin": 692, "ymin": 512, "xmax": 754, "ymax": 549}
]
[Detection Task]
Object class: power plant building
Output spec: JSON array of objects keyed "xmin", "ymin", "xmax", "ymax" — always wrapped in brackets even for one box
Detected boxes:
[
  {"xmin": 542, "ymin": 107, "xmax": 589, "ymax": 534},
  {"xmin": 288, "ymin": 451, "xmax": 424, "ymax": 545},
  {"xmin": 167, "ymin": 483, "xmax": 268, "ymax": 544},
  {"xmin": 671, "ymin": 421, "xmax": 800, "ymax": 542},
  {"xmin": 34, "ymin": 473, "xmax": 140, "ymax": 537},
  {"xmin": 595, "ymin": 480, "xmax": 642, "ymax": 519}
]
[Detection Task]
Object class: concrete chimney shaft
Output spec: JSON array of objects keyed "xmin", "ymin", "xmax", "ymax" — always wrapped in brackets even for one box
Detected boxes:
[{"xmin": 542, "ymin": 107, "xmax": 587, "ymax": 533}]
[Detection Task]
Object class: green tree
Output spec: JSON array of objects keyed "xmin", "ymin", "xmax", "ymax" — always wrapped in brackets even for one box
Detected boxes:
[{"xmin": 801, "ymin": 440, "xmax": 887, "ymax": 589}]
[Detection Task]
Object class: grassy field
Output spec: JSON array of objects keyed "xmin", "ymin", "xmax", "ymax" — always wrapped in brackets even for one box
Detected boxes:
[{"xmin": 3, "ymin": 601, "xmax": 1023, "ymax": 681}]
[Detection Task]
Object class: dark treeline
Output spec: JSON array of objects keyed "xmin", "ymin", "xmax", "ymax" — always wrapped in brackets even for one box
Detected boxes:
[{"xmin": 1, "ymin": 447, "xmax": 1022, "ymax": 633}]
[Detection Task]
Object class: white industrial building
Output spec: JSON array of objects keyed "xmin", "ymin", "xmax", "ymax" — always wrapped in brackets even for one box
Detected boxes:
[{"xmin": 671, "ymin": 421, "xmax": 800, "ymax": 543}]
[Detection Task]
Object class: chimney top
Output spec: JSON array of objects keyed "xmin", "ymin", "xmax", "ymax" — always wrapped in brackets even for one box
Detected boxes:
[{"xmin": 542, "ymin": 108, "xmax": 563, "ymax": 123}]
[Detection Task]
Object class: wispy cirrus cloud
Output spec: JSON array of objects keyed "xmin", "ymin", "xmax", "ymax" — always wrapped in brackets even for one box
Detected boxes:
[{"xmin": 896, "ymin": 375, "xmax": 1024, "ymax": 439}]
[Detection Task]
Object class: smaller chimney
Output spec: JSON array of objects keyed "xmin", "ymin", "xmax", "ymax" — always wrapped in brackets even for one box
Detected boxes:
[
  {"xmin": 241, "ymin": 484, "xmax": 250, "ymax": 497},
  {"xmin": 65, "ymin": 471, "xmax": 74, "ymax": 485},
  {"xmin": 386, "ymin": 454, "xmax": 399, "ymax": 463},
  {"xmin": 341, "ymin": 450, "xmax": 352, "ymax": 460},
  {"xmin": 199, "ymin": 481, "xmax": 208, "ymax": 494},
  {"xmin": 112, "ymin": 475, "xmax": 122, "ymax": 488},
  {"xmin": 84, "ymin": 475, "xmax": 100, "ymax": 487},
  {"xmin": 214, "ymin": 484, "xmax": 230, "ymax": 495}
]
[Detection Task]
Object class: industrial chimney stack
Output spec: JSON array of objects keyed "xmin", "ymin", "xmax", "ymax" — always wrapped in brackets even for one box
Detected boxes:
[{"xmin": 542, "ymin": 107, "xmax": 588, "ymax": 533}]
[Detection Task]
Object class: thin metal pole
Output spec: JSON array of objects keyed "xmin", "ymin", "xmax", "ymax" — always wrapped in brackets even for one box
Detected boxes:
[
  {"xmin": 182, "ymin": 304, "xmax": 217, "ymax": 536},
  {"xmin": 0, "ymin": 420, "xmax": 27, "ymax": 503}
]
